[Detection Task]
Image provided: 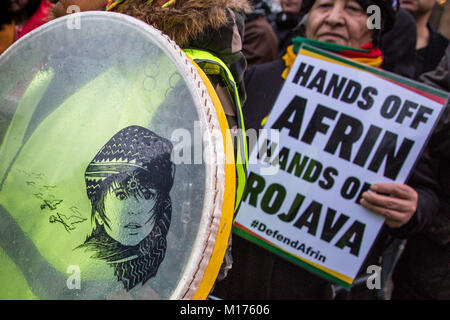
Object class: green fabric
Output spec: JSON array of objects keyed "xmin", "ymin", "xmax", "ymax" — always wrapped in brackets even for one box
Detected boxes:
[{"xmin": 292, "ymin": 37, "xmax": 370, "ymax": 54}]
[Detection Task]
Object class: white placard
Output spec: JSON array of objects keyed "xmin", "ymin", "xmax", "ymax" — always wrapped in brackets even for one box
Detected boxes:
[{"xmin": 234, "ymin": 45, "xmax": 448, "ymax": 286}]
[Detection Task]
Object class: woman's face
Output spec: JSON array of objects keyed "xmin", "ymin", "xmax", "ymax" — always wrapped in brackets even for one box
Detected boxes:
[
  {"xmin": 52, "ymin": 0, "xmax": 106, "ymax": 18},
  {"xmin": 101, "ymin": 182, "xmax": 158, "ymax": 246},
  {"xmin": 305, "ymin": 0, "xmax": 373, "ymax": 48},
  {"xmin": 400, "ymin": 0, "xmax": 439, "ymax": 17},
  {"xmin": 281, "ymin": 0, "xmax": 303, "ymax": 15},
  {"xmin": 7, "ymin": 0, "xmax": 30, "ymax": 12}
]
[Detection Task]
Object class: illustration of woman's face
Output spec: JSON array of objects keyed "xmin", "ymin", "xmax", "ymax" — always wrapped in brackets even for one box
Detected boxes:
[{"xmin": 101, "ymin": 181, "xmax": 158, "ymax": 246}]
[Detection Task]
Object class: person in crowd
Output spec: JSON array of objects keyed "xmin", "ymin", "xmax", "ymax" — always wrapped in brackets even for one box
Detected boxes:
[
  {"xmin": 51, "ymin": 0, "xmax": 105, "ymax": 16},
  {"xmin": 391, "ymin": 45, "xmax": 450, "ymax": 300},
  {"xmin": 212, "ymin": 0, "xmax": 440, "ymax": 299},
  {"xmin": 380, "ymin": 7, "xmax": 417, "ymax": 78},
  {"xmin": 400, "ymin": 0, "xmax": 449, "ymax": 79},
  {"xmin": 0, "ymin": 0, "xmax": 54, "ymax": 54},
  {"xmin": 269, "ymin": 0, "xmax": 303, "ymax": 55},
  {"xmin": 243, "ymin": 0, "xmax": 279, "ymax": 68}
]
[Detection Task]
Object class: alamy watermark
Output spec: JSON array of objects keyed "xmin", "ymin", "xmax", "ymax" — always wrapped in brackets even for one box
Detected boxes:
[
  {"xmin": 366, "ymin": 5, "xmax": 382, "ymax": 30},
  {"xmin": 66, "ymin": 5, "xmax": 81, "ymax": 30},
  {"xmin": 170, "ymin": 121, "xmax": 280, "ymax": 175},
  {"xmin": 366, "ymin": 265, "xmax": 382, "ymax": 290},
  {"xmin": 66, "ymin": 265, "xmax": 81, "ymax": 290}
]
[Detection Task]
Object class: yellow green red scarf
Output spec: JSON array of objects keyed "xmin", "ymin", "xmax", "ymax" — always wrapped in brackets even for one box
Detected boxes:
[
  {"xmin": 104, "ymin": 0, "xmax": 124, "ymax": 11},
  {"xmin": 282, "ymin": 37, "xmax": 384, "ymax": 79}
]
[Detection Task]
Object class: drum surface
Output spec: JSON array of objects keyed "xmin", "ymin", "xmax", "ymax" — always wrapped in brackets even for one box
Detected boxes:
[{"xmin": 0, "ymin": 12, "xmax": 230, "ymax": 300}]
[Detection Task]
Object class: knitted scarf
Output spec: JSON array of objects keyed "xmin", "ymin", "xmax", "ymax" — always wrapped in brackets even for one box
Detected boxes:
[
  {"xmin": 281, "ymin": 37, "xmax": 384, "ymax": 79},
  {"xmin": 105, "ymin": 0, "xmax": 124, "ymax": 11}
]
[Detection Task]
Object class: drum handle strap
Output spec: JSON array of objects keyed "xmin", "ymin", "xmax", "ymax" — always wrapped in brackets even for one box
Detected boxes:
[{"xmin": 183, "ymin": 49, "xmax": 248, "ymax": 214}]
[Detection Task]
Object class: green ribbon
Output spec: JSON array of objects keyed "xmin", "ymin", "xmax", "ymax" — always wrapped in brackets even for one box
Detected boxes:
[{"xmin": 292, "ymin": 37, "xmax": 370, "ymax": 54}]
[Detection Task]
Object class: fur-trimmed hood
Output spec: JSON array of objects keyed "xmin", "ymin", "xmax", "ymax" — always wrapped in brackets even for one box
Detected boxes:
[{"xmin": 115, "ymin": 0, "xmax": 251, "ymax": 46}]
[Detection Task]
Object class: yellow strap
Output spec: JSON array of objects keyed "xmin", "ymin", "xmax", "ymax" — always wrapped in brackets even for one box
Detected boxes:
[
  {"xmin": 184, "ymin": 49, "xmax": 248, "ymax": 212},
  {"xmin": 183, "ymin": 49, "xmax": 248, "ymax": 166}
]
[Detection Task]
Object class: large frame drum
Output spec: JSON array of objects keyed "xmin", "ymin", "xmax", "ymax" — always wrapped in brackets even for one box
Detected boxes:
[{"xmin": 0, "ymin": 12, "xmax": 235, "ymax": 300}]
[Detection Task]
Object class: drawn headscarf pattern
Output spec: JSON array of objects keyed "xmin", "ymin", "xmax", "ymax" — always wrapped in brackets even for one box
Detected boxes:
[{"xmin": 80, "ymin": 125, "xmax": 175, "ymax": 291}]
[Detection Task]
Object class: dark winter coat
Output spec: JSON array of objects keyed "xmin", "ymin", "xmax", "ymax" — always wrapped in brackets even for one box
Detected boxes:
[
  {"xmin": 392, "ymin": 45, "xmax": 450, "ymax": 299},
  {"xmin": 242, "ymin": 15, "xmax": 279, "ymax": 69},
  {"xmin": 380, "ymin": 8, "xmax": 417, "ymax": 79},
  {"xmin": 269, "ymin": 12, "xmax": 302, "ymax": 56},
  {"xmin": 414, "ymin": 24, "xmax": 449, "ymax": 80}
]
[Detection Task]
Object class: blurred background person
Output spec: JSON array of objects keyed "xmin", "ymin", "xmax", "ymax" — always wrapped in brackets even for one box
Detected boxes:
[
  {"xmin": 269, "ymin": 0, "xmax": 303, "ymax": 55},
  {"xmin": 380, "ymin": 6, "xmax": 418, "ymax": 79},
  {"xmin": 243, "ymin": 0, "xmax": 279, "ymax": 69},
  {"xmin": 400, "ymin": 0, "xmax": 449, "ymax": 79},
  {"xmin": 51, "ymin": 0, "xmax": 106, "ymax": 18},
  {"xmin": 0, "ymin": 0, "xmax": 54, "ymax": 54}
]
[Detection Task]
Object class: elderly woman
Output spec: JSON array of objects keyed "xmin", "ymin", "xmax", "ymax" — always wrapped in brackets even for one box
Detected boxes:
[{"xmin": 212, "ymin": 0, "xmax": 439, "ymax": 299}]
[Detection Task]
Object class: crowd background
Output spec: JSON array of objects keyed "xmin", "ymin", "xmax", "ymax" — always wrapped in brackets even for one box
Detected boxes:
[
  {"xmin": 271, "ymin": 0, "xmax": 450, "ymax": 38},
  {"xmin": 0, "ymin": 0, "xmax": 449, "ymax": 300}
]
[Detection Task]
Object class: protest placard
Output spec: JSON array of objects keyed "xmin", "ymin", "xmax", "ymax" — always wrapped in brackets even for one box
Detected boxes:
[{"xmin": 234, "ymin": 44, "xmax": 449, "ymax": 287}]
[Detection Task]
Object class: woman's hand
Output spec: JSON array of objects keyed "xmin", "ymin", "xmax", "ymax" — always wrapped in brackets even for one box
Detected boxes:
[{"xmin": 360, "ymin": 183, "xmax": 418, "ymax": 228}]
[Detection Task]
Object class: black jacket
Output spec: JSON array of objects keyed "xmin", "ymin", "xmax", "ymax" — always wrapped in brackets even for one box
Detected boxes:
[
  {"xmin": 380, "ymin": 8, "xmax": 417, "ymax": 79},
  {"xmin": 269, "ymin": 12, "xmax": 302, "ymax": 56},
  {"xmin": 414, "ymin": 24, "xmax": 449, "ymax": 80}
]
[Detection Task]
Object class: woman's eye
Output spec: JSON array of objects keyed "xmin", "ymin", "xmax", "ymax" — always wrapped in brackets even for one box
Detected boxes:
[
  {"xmin": 315, "ymin": 0, "xmax": 332, "ymax": 7},
  {"xmin": 143, "ymin": 189, "xmax": 156, "ymax": 200},
  {"xmin": 346, "ymin": 2, "xmax": 363, "ymax": 12},
  {"xmin": 115, "ymin": 191, "xmax": 127, "ymax": 200}
]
